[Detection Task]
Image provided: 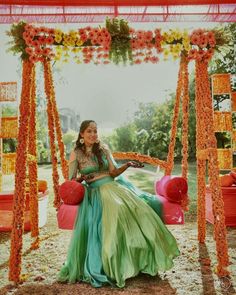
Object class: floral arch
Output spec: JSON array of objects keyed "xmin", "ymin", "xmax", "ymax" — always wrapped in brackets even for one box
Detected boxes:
[{"xmin": 6, "ymin": 18, "xmax": 230, "ymax": 283}]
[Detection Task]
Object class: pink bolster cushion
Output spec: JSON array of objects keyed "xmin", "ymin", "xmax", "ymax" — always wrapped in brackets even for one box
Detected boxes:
[
  {"xmin": 155, "ymin": 175, "xmax": 188, "ymax": 204},
  {"xmin": 59, "ymin": 180, "xmax": 85, "ymax": 205}
]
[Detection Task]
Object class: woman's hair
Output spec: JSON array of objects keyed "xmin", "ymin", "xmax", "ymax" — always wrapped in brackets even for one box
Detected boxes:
[{"xmin": 74, "ymin": 120, "xmax": 104, "ymax": 169}]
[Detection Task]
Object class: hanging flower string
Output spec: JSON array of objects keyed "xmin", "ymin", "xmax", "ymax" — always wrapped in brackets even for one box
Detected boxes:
[
  {"xmin": 28, "ymin": 66, "xmax": 39, "ymax": 250},
  {"xmin": 181, "ymin": 55, "xmax": 190, "ymax": 211},
  {"xmin": 46, "ymin": 61, "xmax": 69, "ymax": 179},
  {"xmin": 165, "ymin": 54, "xmax": 185, "ymax": 176},
  {"xmin": 195, "ymin": 59, "xmax": 229, "ymax": 277},
  {"xmin": 9, "ymin": 60, "xmax": 34, "ymax": 283},
  {"xmin": 43, "ymin": 60, "xmax": 60, "ymax": 208}
]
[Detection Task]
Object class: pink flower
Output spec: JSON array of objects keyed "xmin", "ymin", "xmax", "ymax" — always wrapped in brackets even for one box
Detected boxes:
[
  {"xmin": 39, "ymin": 27, "xmax": 47, "ymax": 33},
  {"xmin": 24, "ymin": 24, "xmax": 34, "ymax": 32},
  {"xmin": 134, "ymin": 59, "xmax": 142, "ymax": 64},
  {"xmin": 103, "ymin": 60, "xmax": 110, "ymax": 64},
  {"xmin": 35, "ymin": 47, "xmax": 42, "ymax": 55},
  {"xmin": 190, "ymin": 34, "xmax": 200, "ymax": 45},
  {"xmin": 150, "ymin": 56, "xmax": 159, "ymax": 63},
  {"xmin": 25, "ymin": 47, "xmax": 34, "ymax": 56},
  {"xmin": 42, "ymin": 48, "xmax": 51, "ymax": 56},
  {"xmin": 103, "ymin": 45, "xmax": 110, "ymax": 52},
  {"xmin": 145, "ymin": 31, "xmax": 153, "ymax": 42},
  {"xmin": 23, "ymin": 31, "xmax": 30, "ymax": 40},
  {"xmin": 83, "ymin": 58, "xmax": 90, "ymax": 64},
  {"xmin": 188, "ymin": 49, "xmax": 198, "ymax": 60},
  {"xmin": 46, "ymin": 36, "xmax": 54, "ymax": 45},
  {"xmin": 29, "ymin": 55, "xmax": 38, "ymax": 63},
  {"xmin": 82, "ymin": 48, "xmax": 88, "ymax": 54},
  {"xmin": 38, "ymin": 36, "xmax": 46, "ymax": 43},
  {"xmin": 25, "ymin": 37, "xmax": 33, "ymax": 46},
  {"xmin": 32, "ymin": 40, "xmax": 40, "ymax": 48},
  {"xmin": 48, "ymin": 28, "xmax": 55, "ymax": 35}
]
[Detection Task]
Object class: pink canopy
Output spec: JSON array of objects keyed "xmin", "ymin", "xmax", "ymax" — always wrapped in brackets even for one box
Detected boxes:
[{"xmin": 0, "ymin": 0, "xmax": 236, "ymax": 23}]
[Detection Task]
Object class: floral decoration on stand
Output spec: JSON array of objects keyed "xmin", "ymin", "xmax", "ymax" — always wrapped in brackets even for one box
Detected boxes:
[{"xmin": 6, "ymin": 18, "xmax": 229, "ymax": 65}]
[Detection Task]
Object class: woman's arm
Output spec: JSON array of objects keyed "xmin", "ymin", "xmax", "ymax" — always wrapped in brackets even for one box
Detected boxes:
[
  {"xmin": 68, "ymin": 150, "xmax": 79, "ymax": 180},
  {"xmin": 104, "ymin": 148, "xmax": 143, "ymax": 178}
]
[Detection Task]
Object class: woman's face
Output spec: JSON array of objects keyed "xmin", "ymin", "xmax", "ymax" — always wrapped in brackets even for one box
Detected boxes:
[{"xmin": 80, "ymin": 122, "xmax": 98, "ymax": 146}]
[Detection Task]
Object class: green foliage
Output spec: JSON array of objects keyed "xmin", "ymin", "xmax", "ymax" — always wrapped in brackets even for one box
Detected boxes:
[
  {"xmin": 62, "ymin": 130, "xmax": 77, "ymax": 157},
  {"xmin": 110, "ymin": 123, "xmax": 137, "ymax": 152},
  {"xmin": 210, "ymin": 23, "xmax": 236, "ymax": 74},
  {"xmin": 3, "ymin": 139, "xmax": 17, "ymax": 153},
  {"xmin": 106, "ymin": 18, "xmax": 132, "ymax": 65},
  {"xmin": 6, "ymin": 21, "xmax": 28, "ymax": 59}
]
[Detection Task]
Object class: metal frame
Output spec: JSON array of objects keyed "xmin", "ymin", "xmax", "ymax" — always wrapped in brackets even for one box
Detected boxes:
[{"xmin": 0, "ymin": 3, "xmax": 236, "ymax": 23}]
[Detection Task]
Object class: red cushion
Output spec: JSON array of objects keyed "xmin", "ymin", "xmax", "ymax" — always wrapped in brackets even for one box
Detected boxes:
[
  {"xmin": 220, "ymin": 174, "xmax": 234, "ymax": 187},
  {"xmin": 59, "ymin": 181, "xmax": 85, "ymax": 205},
  {"xmin": 230, "ymin": 171, "xmax": 236, "ymax": 183},
  {"xmin": 155, "ymin": 176, "xmax": 188, "ymax": 204}
]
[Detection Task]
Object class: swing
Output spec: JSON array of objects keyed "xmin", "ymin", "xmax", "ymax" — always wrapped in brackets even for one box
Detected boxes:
[{"xmin": 6, "ymin": 19, "xmax": 230, "ymax": 283}]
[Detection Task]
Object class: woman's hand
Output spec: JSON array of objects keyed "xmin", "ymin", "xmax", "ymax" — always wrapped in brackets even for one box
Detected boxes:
[
  {"xmin": 75, "ymin": 174, "xmax": 95, "ymax": 182},
  {"xmin": 127, "ymin": 161, "xmax": 144, "ymax": 168}
]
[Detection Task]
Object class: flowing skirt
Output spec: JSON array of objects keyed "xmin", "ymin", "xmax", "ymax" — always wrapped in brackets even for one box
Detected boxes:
[{"xmin": 58, "ymin": 176, "xmax": 180, "ymax": 288}]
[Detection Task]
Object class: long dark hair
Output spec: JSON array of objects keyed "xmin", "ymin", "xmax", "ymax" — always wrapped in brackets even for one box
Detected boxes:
[{"xmin": 74, "ymin": 120, "xmax": 104, "ymax": 169}]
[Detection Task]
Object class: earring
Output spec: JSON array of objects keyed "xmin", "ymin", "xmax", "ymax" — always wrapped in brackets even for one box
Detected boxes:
[{"xmin": 80, "ymin": 138, "xmax": 84, "ymax": 144}]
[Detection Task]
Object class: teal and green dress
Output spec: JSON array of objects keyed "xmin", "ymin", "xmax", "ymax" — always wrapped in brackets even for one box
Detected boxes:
[{"xmin": 58, "ymin": 147, "xmax": 180, "ymax": 288}]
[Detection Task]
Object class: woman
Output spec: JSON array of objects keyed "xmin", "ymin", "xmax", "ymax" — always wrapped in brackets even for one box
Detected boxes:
[{"xmin": 58, "ymin": 120, "xmax": 180, "ymax": 288}]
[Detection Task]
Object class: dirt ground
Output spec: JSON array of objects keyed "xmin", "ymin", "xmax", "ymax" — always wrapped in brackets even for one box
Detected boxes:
[{"xmin": 0, "ymin": 170, "xmax": 236, "ymax": 295}]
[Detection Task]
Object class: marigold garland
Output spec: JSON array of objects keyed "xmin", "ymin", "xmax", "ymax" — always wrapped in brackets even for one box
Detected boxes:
[
  {"xmin": 181, "ymin": 55, "xmax": 190, "ymax": 211},
  {"xmin": 195, "ymin": 59, "xmax": 229, "ymax": 277},
  {"xmin": 2, "ymin": 153, "xmax": 16, "ymax": 175},
  {"xmin": 9, "ymin": 60, "xmax": 34, "ymax": 283},
  {"xmin": 45, "ymin": 61, "xmax": 69, "ymax": 180},
  {"xmin": 217, "ymin": 149, "xmax": 232, "ymax": 170},
  {"xmin": 213, "ymin": 111, "xmax": 232, "ymax": 131},
  {"xmin": 43, "ymin": 60, "xmax": 60, "ymax": 208},
  {"xmin": 211, "ymin": 73, "xmax": 231, "ymax": 95},
  {"xmin": 112, "ymin": 152, "xmax": 168, "ymax": 169},
  {"xmin": 195, "ymin": 60, "xmax": 207, "ymax": 243},
  {"xmin": 165, "ymin": 54, "xmax": 185, "ymax": 175},
  {"xmin": 0, "ymin": 81, "xmax": 17, "ymax": 101},
  {"xmin": 0, "ymin": 117, "xmax": 18, "ymax": 138},
  {"xmin": 28, "ymin": 66, "xmax": 39, "ymax": 249}
]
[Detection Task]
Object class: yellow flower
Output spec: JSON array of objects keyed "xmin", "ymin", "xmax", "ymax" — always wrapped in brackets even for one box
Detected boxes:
[
  {"xmin": 54, "ymin": 35, "xmax": 62, "ymax": 43},
  {"xmin": 55, "ymin": 29, "xmax": 63, "ymax": 36},
  {"xmin": 63, "ymin": 58, "xmax": 69, "ymax": 63},
  {"xmin": 76, "ymin": 39, "xmax": 83, "ymax": 46},
  {"xmin": 163, "ymin": 48, "xmax": 170, "ymax": 60},
  {"xmin": 69, "ymin": 30, "xmax": 77, "ymax": 39},
  {"xmin": 55, "ymin": 46, "xmax": 63, "ymax": 53},
  {"xmin": 72, "ymin": 47, "xmax": 80, "ymax": 53}
]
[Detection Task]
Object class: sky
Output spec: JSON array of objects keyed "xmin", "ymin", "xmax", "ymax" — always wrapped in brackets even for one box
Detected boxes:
[{"xmin": 0, "ymin": 21, "xmax": 219, "ymax": 134}]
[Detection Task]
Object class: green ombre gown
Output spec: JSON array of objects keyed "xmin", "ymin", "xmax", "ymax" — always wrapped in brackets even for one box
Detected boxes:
[{"xmin": 58, "ymin": 148, "xmax": 180, "ymax": 288}]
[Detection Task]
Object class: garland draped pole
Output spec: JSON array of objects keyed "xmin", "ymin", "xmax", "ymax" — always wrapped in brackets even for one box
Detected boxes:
[
  {"xmin": 28, "ymin": 66, "xmax": 40, "ymax": 250},
  {"xmin": 9, "ymin": 60, "xmax": 34, "ymax": 283},
  {"xmin": 6, "ymin": 18, "xmax": 231, "ymax": 282},
  {"xmin": 165, "ymin": 53, "xmax": 185, "ymax": 176},
  {"xmin": 195, "ymin": 60, "xmax": 229, "ymax": 276},
  {"xmin": 43, "ymin": 60, "xmax": 60, "ymax": 209}
]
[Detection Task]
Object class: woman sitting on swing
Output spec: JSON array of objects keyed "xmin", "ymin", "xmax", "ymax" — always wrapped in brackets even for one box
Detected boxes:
[{"xmin": 58, "ymin": 119, "xmax": 180, "ymax": 288}]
